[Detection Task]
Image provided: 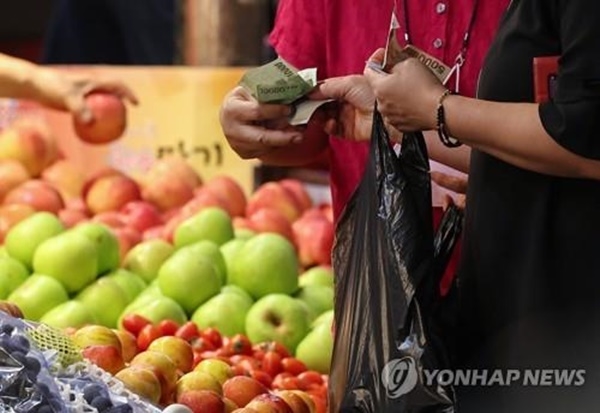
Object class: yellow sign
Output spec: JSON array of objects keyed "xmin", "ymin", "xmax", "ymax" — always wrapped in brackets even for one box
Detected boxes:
[{"xmin": 1, "ymin": 66, "xmax": 258, "ymax": 194}]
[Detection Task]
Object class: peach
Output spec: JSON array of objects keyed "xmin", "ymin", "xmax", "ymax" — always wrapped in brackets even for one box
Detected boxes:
[
  {"xmin": 82, "ymin": 344, "xmax": 125, "ymax": 375},
  {"xmin": 177, "ymin": 390, "xmax": 225, "ymax": 413},
  {"xmin": 246, "ymin": 393, "xmax": 293, "ymax": 413},
  {"xmin": 0, "ymin": 120, "xmax": 58, "ymax": 176},
  {"xmin": 274, "ymin": 390, "xmax": 312, "ymax": 413},
  {"xmin": 148, "ymin": 336, "xmax": 194, "ymax": 374},
  {"xmin": 41, "ymin": 159, "xmax": 84, "ymax": 201},
  {"xmin": 81, "ymin": 167, "xmax": 124, "ymax": 199},
  {"xmin": 223, "ymin": 376, "xmax": 268, "ymax": 408},
  {"xmin": 113, "ymin": 328, "xmax": 139, "ymax": 363},
  {"xmin": 175, "ymin": 371, "xmax": 223, "ymax": 400},
  {"xmin": 246, "ymin": 182, "xmax": 302, "ymax": 223},
  {"xmin": 0, "ymin": 204, "xmax": 36, "ymax": 242},
  {"xmin": 71, "ymin": 325, "xmax": 122, "ymax": 353},
  {"xmin": 131, "ymin": 350, "xmax": 179, "ymax": 403},
  {"xmin": 0, "ymin": 160, "xmax": 30, "ymax": 202},
  {"xmin": 85, "ymin": 174, "xmax": 142, "ymax": 214},
  {"xmin": 115, "ymin": 366, "xmax": 162, "ymax": 404},
  {"xmin": 203, "ymin": 175, "xmax": 247, "ymax": 217},
  {"xmin": 73, "ymin": 92, "xmax": 127, "ymax": 144},
  {"xmin": 3, "ymin": 180, "xmax": 65, "ymax": 214}
]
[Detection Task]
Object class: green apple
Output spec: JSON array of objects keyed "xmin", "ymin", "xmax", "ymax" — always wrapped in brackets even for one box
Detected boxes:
[
  {"xmin": 311, "ymin": 309, "xmax": 334, "ymax": 330},
  {"xmin": 125, "ymin": 296, "xmax": 187, "ymax": 326},
  {"xmin": 76, "ymin": 277, "xmax": 130, "ymax": 328},
  {"xmin": 7, "ymin": 274, "xmax": 69, "ymax": 321},
  {"xmin": 179, "ymin": 240, "xmax": 227, "ymax": 285},
  {"xmin": 40, "ymin": 300, "xmax": 98, "ymax": 329},
  {"xmin": 70, "ymin": 222, "xmax": 120, "ymax": 275},
  {"xmin": 106, "ymin": 268, "xmax": 147, "ymax": 303},
  {"xmin": 117, "ymin": 283, "xmax": 164, "ymax": 330},
  {"xmin": 299, "ymin": 266, "xmax": 334, "ymax": 289},
  {"xmin": 295, "ymin": 321, "xmax": 333, "ymax": 374},
  {"xmin": 245, "ymin": 294, "xmax": 311, "ymax": 354},
  {"xmin": 173, "ymin": 207, "xmax": 234, "ymax": 248},
  {"xmin": 5, "ymin": 212, "xmax": 64, "ymax": 269},
  {"xmin": 0, "ymin": 246, "xmax": 8, "ymax": 257},
  {"xmin": 157, "ymin": 249, "xmax": 221, "ymax": 314},
  {"xmin": 234, "ymin": 228, "xmax": 256, "ymax": 240},
  {"xmin": 295, "ymin": 285, "xmax": 334, "ymax": 318},
  {"xmin": 221, "ymin": 285, "xmax": 253, "ymax": 304},
  {"xmin": 219, "ymin": 238, "xmax": 246, "ymax": 283},
  {"xmin": 122, "ymin": 239, "xmax": 174, "ymax": 283},
  {"xmin": 0, "ymin": 256, "xmax": 29, "ymax": 299},
  {"xmin": 191, "ymin": 292, "xmax": 253, "ymax": 336},
  {"xmin": 32, "ymin": 231, "xmax": 98, "ymax": 293},
  {"xmin": 229, "ymin": 233, "xmax": 299, "ymax": 299}
]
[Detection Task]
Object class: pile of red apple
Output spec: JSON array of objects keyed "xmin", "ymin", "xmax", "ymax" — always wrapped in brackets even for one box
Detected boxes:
[
  {"xmin": 0, "ymin": 118, "xmax": 333, "ymax": 269},
  {"xmin": 73, "ymin": 315, "xmax": 327, "ymax": 413}
]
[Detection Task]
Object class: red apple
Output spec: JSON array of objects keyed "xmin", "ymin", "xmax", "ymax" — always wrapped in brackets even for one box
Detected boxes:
[
  {"xmin": 86, "ymin": 174, "xmax": 142, "ymax": 214},
  {"xmin": 177, "ymin": 390, "xmax": 225, "ymax": 413},
  {"xmin": 222, "ymin": 376, "xmax": 269, "ymax": 408},
  {"xmin": 232, "ymin": 217, "xmax": 256, "ymax": 232},
  {"xmin": 182, "ymin": 189, "xmax": 230, "ymax": 217},
  {"xmin": 143, "ymin": 225, "xmax": 165, "ymax": 241},
  {"xmin": 73, "ymin": 92, "xmax": 127, "ymax": 144},
  {"xmin": 112, "ymin": 226, "xmax": 143, "ymax": 260},
  {"xmin": 3, "ymin": 180, "xmax": 65, "ymax": 214},
  {"xmin": 279, "ymin": 179, "xmax": 312, "ymax": 213},
  {"xmin": 0, "ymin": 119, "xmax": 58, "ymax": 177},
  {"xmin": 58, "ymin": 208, "xmax": 89, "ymax": 228},
  {"xmin": 292, "ymin": 212, "xmax": 334, "ymax": 267},
  {"xmin": 115, "ymin": 366, "xmax": 162, "ymax": 404},
  {"xmin": 41, "ymin": 159, "xmax": 85, "ymax": 201},
  {"xmin": 153, "ymin": 156, "xmax": 202, "ymax": 190},
  {"xmin": 246, "ymin": 182, "xmax": 302, "ymax": 223},
  {"xmin": 66, "ymin": 197, "xmax": 90, "ymax": 213},
  {"xmin": 82, "ymin": 344, "xmax": 125, "ymax": 375},
  {"xmin": 121, "ymin": 201, "xmax": 164, "ymax": 232},
  {"xmin": 81, "ymin": 167, "xmax": 124, "ymax": 199},
  {"xmin": 203, "ymin": 175, "xmax": 247, "ymax": 217},
  {"xmin": 0, "ymin": 160, "xmax": 30, "ymax": 202},
  {"xmin": 248, "ymin": 208, "xmax": 294, "ymax": 244}
]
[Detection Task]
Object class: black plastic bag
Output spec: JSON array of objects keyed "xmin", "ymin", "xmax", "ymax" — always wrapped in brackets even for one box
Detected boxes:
[{"xmin": 329, "ymin": 108, "xmax": 463, "ymax": 413}]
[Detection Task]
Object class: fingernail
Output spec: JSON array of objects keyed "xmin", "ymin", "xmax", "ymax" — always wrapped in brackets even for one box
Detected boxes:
[{"xmin": 291, "ymin": 135, "xmax": 303, "ymax": 143}]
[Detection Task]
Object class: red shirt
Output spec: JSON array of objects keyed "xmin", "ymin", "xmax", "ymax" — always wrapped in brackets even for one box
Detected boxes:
[{"xmin": 270, "ymin": 0, "xmax": 510, "ymax": 219}]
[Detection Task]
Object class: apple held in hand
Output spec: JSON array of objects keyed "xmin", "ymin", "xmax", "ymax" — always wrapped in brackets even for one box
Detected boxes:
[
  {"xmin": 245, "ymin": 294, "xmax": 311, "ymax": 355},
  {"xmin": 73, "ymin": 92, "xmax": 127, "ymax": 144},
  {"xmin": 228, "ymin": 233, "xmax": 299, "ymax": 300}
]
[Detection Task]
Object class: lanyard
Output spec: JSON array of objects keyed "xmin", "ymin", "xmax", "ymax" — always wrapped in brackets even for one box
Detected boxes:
[{"xmin": 399, "ymin": 0, "xmax": 481, "ymax": 92}]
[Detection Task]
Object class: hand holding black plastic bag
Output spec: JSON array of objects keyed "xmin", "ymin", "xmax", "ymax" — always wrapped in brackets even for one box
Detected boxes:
[{"xmin": 329, "ymin": 107, "xmax": 462, "ymax": 413}]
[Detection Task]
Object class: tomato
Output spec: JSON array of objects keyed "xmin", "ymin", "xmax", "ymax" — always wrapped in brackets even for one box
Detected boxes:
[
  {"xmin": 238, "ymin": 357, "xmax": 261, "ymax": 374},
  {"xmin": 200, "ymin": 327, "xmax": 223, "ymax": 348},
  {"xmin": 192, "ymin": 351, "xmax": 203, "ymax": 368},
  {"xmin": 297, "ymin": 370, "xmax": 324, "ymax": 390},
  {"xmin": 281, "ymin": 357, "xmax": 307, "ymax": 376},
  {"xmin": 175, "ymin": 321, "xmax": 200, "ymax": 342},
  {"xmin": 121, "ymin": 314, "xmax": 152, "ymax": 337},
  {"xmin": 157, "ymin": 319, "xmax": 180, "ymax": 336},
  {"xmin": 271, "ymin": 372, "xmax": 293, "ymax": 390},
  {"xmin": 262, "ymin": 351, "xmax": 283, "ymax": 378},
  {"xmin": 229, "ymin": 334, "xmax": 253, "ymax": 355},
  {"xmin": 191, "ymin": 337, "xmax": 216, "ymax": 353},
  {"xmin": 250, "ymin": 370, "xmax": 273, "ymax": 388},
  {"xmin": 253, "ymin": 349, "xmax": 266, "ymax": 361},
  {"xmin": 253, "ymin": 341, "xmax": 291, "ymax": 358},
  {"xmin": 136, "ymin": 324, "xmax": 162, "ymax": 351}
]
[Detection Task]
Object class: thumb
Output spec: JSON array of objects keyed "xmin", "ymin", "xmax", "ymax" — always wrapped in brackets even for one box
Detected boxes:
[
  {"xmin": 67, "ymin": 94, "xmax": 93, "ymax": 124},
  {"xmin": 310, "ymin": 76, "xmax": 356, "ymax": 101}
]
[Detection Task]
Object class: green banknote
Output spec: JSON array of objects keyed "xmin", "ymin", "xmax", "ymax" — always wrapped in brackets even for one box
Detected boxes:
[{"xmin": 239, "ymin": 57, "xmax": 316, "ymax": 104}]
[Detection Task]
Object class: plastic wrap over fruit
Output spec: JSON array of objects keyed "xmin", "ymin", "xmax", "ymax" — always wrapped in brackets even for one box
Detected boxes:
[
  {"xmin": 328, "ymin": 107, "xmax": 463, "ymax": 412},
  {"xmin": 0, "ymin": 312, "xmax": 68, "ymax": 413}
]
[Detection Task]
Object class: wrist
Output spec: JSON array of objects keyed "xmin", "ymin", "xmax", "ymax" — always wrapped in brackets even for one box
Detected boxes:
[{"xmin": 436, "ymin": 89, "xmax": 462, "ymax": 148}]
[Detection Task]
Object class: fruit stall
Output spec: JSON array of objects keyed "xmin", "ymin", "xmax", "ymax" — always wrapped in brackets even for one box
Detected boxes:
[{"xmin": 0, "ymin": 65, "xmax": 334, "ymax": 413}]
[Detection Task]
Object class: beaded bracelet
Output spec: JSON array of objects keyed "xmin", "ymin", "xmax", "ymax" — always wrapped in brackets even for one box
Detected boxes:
[{"xmin": 436, "ymin": 89, "xmax": 462, "ymax": 148}]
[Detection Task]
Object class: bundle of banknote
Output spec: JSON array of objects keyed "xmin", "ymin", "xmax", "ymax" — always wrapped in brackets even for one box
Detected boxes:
[{"xmin": 239, "ymin": 58, "xmax": 332, "ymax": 126}]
